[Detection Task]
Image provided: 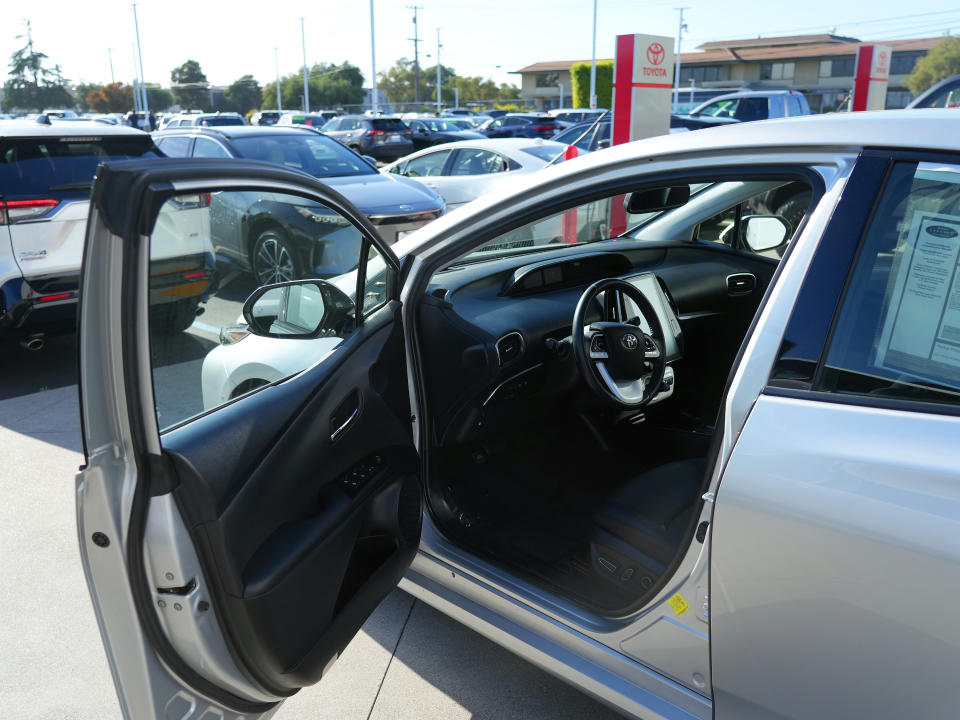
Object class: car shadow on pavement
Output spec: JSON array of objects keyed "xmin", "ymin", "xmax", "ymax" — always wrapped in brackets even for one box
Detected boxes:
[{"xmin": 369, "ymin": 597, "xmax": 625, "ymax": 719}]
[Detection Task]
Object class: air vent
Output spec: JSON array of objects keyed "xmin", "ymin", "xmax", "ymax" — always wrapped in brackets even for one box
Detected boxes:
[
  {"xmin": 496, "ymin": 332, "xmax": 524, "ymax": 366},
  {"xmin": 727, "ymin": 273, "xmax": 756, "ymax": 297}
]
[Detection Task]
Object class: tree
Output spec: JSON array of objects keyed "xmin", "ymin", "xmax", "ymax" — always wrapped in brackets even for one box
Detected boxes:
[
  {"xmin": 377, "ymin": 58, "xmax": 519, "ymax": 106},
  {"xmin": 146, "ymin": 84, "xmax": 174, "ymax": 112},
  {"xmin": 261, "ymin": 62, "xmax": 365, "ymax": 110},
  {"xmin": 570, "ymin": 60, "xmax": 613, "ymax": 109},
  {"xmin": 224, "ymin": 75, "xmax": 262, "ymax": 114},
  {"xmin": 171, "ymin": 59, "xmax": 208, "ymax": 109},
  {"xmin": 5, "ymin": 20, "xmax": 74, "ymax": 110},
  {"xmin": 905, "ymin": 36, "xmax": 960, "ymax": 95},
  {"xmin": 86, "ymin": 83, "xmax": 134, "ymax": 113},
  {"xmin": 75, "ymin": 82, "xmax": 101, "ymax": 112}
]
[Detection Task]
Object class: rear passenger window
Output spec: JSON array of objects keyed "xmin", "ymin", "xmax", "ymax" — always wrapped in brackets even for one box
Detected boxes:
[
  {"xmin": 817, "ymin": 161, "xmax": 960, "ymax": 404},
  {"xmin": 157, "ymin": 136, "xmax": 191, "ymax": 157}
]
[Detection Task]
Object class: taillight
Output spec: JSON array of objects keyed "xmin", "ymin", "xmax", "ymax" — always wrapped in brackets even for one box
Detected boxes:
[
  {"xmin": 533, "ymin": 125, "xmax": 554, "ymax": 131},
  {"xmin": 368, "ymin": 129, "xmax": 385, "ymax": 135},
  {"xmin": 1, "ymin": 199, "xmax": 58, "ymax": 224}
]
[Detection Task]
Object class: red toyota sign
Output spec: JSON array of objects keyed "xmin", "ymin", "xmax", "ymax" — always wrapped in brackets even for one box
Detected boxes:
[{"xmin": 647, "ymin": 42, "xmax": 665, "ymax": 66}]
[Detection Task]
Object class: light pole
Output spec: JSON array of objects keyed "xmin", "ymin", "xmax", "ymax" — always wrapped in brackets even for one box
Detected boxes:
[
  {"xmin": 274, "ymin": 47, "xmax": 282, "ymax": 111},
  {"xmin": 300, "ymin": 17, "xmax": 309, "ymax": 112},
  {"xmin": 672, "ymin": 7, "xmax": 689, "ymax": 113},
  {"xmin": 370, "ymin": 0, "xmax": 378, "ymax": 114},
  {"xmin": 106, "ymin": 48, "xmax": 116, "ymax": 85},
  {"xmin": 589, "ymin": 0, "xmax": 598, "ymax": 109},
  {"xmin": 132, "ymin": 4, "xmax": 148, "ymax": 113},
  {"xmin": 130, "ymin": 44, "xmax": 140, "ymax": 114},
  {"xmin": 435, "ymin": 28, "xmax": 442, "ymax": 113},
  {"xmin": 558, "ymin": 83, "xmax": 564, "ymax": 109}
]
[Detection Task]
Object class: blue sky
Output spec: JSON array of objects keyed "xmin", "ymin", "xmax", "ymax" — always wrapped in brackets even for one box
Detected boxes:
[{"xmin": 4, "ymin": 0, "xmax": 959, "ymax": 89}]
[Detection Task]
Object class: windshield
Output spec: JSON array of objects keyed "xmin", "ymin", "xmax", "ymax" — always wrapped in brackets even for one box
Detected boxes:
[
  {"xmin": 520, "ymin": 144, "xmax": 565, "ymax": 163},
  {"xmin": 419, "ymin": 119, "xmax": 461, "ymax": 132},
  {"xmin": 0, "ymin": 135, "xmax": 159, "ymax": 198},
  {"xmin": 231, "ymin": 133, "xmax": 377, "ymax": 177},
  {"xmin": 200, "ymin": 116, "xmax": 245, "ymax": 126}
]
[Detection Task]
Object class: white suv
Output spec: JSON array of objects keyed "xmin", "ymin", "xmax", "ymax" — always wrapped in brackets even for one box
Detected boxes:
[{"xmin": 0, "ymin": 119, "xmax": 215, "ymax": 346}]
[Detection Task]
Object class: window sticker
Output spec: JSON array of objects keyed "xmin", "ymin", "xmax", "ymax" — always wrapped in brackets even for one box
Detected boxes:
[{"xmin": 876, "ymin": 210, "xmax": 960, "ymax": 386}]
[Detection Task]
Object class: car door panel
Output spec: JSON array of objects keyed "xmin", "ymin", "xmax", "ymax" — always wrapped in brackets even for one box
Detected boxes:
[
  {"xmin": 77, "ymin": 158, "xmax": 421, "ymax": 717},
  {"xmin": 162, "ymin": 307, "xmax": 419, "ymax": 689}
]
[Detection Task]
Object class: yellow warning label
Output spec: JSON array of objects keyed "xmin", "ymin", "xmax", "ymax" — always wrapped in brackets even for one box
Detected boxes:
[{"xmin": 668, "ymin": 593, "xmax": 690, "ymax": 616}]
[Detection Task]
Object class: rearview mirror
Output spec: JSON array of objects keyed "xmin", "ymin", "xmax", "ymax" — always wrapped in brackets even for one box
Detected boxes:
[
  {"xmin": 743, "ymin": 215, "xmax": 789, "ymax": 252},
  {"xmin": 624, "ymin": 185, "xmax": 690, "ymax": 214},
  {"xmin": 242, "ymin": 279, "xmax": 355, "ymax": 339}
]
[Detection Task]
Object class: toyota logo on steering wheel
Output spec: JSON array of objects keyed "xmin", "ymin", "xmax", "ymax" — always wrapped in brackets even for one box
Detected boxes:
[{"xmin": 621, "ymin": 333, "xmax": 639, "ymax": 350}]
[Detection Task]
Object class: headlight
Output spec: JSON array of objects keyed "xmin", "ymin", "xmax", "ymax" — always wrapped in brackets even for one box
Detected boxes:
[{"xmin": 219, "ymin": 324, "xmax": 250, "ymax": 345}]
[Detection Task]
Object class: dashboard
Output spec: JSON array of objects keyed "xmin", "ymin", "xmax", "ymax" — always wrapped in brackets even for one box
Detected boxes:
[{"xmin": 418, "ymin": 242, "xmax": 696, "ymax": 444}]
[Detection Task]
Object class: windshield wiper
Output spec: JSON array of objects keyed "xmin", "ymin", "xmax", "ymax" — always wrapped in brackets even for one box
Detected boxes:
[{"xmin": 49, "ymin": 182, "xmax": 92, "ymax": 191}]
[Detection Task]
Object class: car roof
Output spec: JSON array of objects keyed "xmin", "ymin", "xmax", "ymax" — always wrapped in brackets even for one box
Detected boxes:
[
  {"xmin": 907, "ymin": 73, "xmax": 960, "ymax": 108},
  {"xmin": 156, "ymin": 125, "xmax": 322, "ymax": 139},
  {"xmin": 387, "ymin": 137, "xmax": 567, "ymax": 164},
  {"xmin": 0, "ymin": 119, "xmax": 149, "ymax": 138}
]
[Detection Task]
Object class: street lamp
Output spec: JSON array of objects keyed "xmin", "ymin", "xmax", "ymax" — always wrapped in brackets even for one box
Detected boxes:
[
  {"xmin": 274, "ymin": 47, "xmax": 282, "ymax": 111},
  {"xmin": 370, "ymin": 0, "xmax": 378, "ymax": 114},
  {"xmin": 131, "ymin": 4, "xmax": 148, "ymax": 113},
  {"xmin": 300, "ymin": 17, "xmax": 309, "ymax": 112},
  {"xmin": 435, "ymin": 28, "xmax": 442, "ymax": 113},
  {"xmin": 589, "ymin": 0, "xmax": 598, "ymax": 109}
]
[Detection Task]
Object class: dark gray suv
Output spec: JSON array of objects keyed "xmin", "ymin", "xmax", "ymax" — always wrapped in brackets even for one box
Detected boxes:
[{"xmin": 320, "ymin": 115, "xmax": 414, "ymax": 162}]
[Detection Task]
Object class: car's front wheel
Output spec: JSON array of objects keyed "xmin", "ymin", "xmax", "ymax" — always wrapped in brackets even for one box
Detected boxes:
[{"xmin": 252, "ymin": 227, "xmax": 300, "ymax": 284}]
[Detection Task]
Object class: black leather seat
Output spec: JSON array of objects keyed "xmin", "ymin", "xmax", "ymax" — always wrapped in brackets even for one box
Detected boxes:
[{"xmin": 594, "ymin": 458, "xmax": 705, "ymax": 566}]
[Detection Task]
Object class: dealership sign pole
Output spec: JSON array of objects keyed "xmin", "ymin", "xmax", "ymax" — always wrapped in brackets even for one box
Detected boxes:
[
  {"xmin": 607, "ymin": 33, "xmax": 674, "ymax": 235},
  {"xmin": 851, "ymin": 44, "xmax": 891, "ymax": 112}
]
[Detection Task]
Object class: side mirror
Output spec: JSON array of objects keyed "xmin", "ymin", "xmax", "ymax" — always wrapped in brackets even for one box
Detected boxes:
[
  {"xmin": 624, "ymin": 185, "xmax": 690, "ymax": 214},
  {"xmin": 743, "ymin": 215, "xmax": 790, "ymax": 252},
  {"xmin": 419, "ymin": 128, "xmax": 429, "ymax": 134},
  {"xmin": 596, "ymin": 138, "xmax": 611, "ymax": 150},
  {"xmin": 242, "ymin": 279, "xmax": 355, "ymax": 339},
  {"xmin": 362, "ymin": 155, "xmax": 378, "ymax": 167}
]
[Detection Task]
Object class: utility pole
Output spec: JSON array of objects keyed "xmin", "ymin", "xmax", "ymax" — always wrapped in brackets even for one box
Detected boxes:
[
  {"xmin": 589, "ymin": 0, "xmax": 598, "ymax": 108},
  {"xmin": 274, "ymin": 47, "xmax": 282, "ymax": 111},
  {"xmin": 300, "ymin": 17, "xmax": 309, "ymax": 112},
  {"xmin": 407, "ymin": 5, "xmax": 423, "ymax": 103},
  {"xmin": 435, "ymin": 28, "xmax": 442, "ymax": 113},
  {"xmin": 132, "ymin": 4, "xmax": 148, "ymax": 113},
  {"xmin": 370, "ymin": 0, "xmax": 378, "ymax": 114},
  {"xmin": 131, "ymin": 43, "xmax": 140, "ymax": 113},
  {"xmin": 106, "ymin": 48, "xmax": 116, "ymax": 84},
  {"xmin": 672, "ymin": 7, "xmax": 689, "ymax": 113}
]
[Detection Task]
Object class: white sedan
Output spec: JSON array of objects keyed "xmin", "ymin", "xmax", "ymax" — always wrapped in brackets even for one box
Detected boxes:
[{"xmin": 381, "ymin": 138, "xmax": 568, "ymax": 211}]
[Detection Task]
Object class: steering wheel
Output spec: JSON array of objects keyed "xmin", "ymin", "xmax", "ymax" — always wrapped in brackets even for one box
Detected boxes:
[{"xmin": 572, "ymin": 278, "xmax": 667, "ymax": 409}]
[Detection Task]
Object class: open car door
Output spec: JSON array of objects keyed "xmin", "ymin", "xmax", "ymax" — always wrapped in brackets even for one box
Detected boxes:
[{"xmin": 75, "ymin": 159, "xmax": 421, "ymax": 718}]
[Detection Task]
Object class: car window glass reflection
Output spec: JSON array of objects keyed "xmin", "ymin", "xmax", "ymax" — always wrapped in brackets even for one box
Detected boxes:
[{"xmin": 148, "ymin": 189, "xmax": 367, "ymax": 431}]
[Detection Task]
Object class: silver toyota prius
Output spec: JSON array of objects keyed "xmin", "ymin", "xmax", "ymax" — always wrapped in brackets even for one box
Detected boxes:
[{"xmin": 76, "ymin": 109, "xmax": 960, "ymax": 719}]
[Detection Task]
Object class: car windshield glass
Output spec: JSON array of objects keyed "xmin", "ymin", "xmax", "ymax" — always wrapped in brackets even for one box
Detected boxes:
[
  {"xmin": 231, "ymin": 133, "xmax": 377, "ymax": 177},
  {"xmin": 0, "ymin": 135, "xmax": 159, "ymax": 198},
  {"xmin": 520, "ymin": 144, "xmax": 565, "ymax": 163},
  {"xmin": 371, "ymin": 118, "xmax": 408, "ymax": 132},
  {"xmin": 421, "ymin": 119, "xmax": 460, "ymax": 132},
  {"xmin": 200, "ymin": 116, "xmax": 244, "ymax": 126}
]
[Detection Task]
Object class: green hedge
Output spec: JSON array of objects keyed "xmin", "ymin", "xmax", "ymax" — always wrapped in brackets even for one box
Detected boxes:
[{"xmin": 570, "ymin": 61, "xmax": 613, "ymax": 109}]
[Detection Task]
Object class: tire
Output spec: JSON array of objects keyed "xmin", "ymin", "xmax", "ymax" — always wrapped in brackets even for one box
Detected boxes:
[
  {"xmin": 251, "ymin": 227, "xmax": 301, "ymax": 285},
  {"xmin": 151, "ymin": 299, "xmax": 198, "ymax": 335},
  {"xmin": 776, "ymin": 192, "xmax": 812, "ymax": 236}
]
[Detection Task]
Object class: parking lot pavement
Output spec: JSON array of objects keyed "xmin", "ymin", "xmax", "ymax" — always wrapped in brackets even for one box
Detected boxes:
[{"xmin": 0, "ymin": 372, "xmax": 623, "ymax": 719}]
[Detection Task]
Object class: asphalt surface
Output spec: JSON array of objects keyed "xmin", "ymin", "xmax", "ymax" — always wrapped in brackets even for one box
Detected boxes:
[{"xmin": 0, "ymin": 316, "xmax": 624, "ymax": 719}]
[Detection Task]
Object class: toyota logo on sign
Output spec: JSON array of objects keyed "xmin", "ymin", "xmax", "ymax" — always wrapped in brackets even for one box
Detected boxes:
[{"xmin": 647, "ymin": 43, "xmax": 666, "ymax": 66}]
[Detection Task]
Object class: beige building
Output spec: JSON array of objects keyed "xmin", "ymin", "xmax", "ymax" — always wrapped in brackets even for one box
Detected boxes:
[{"xmin": 513, "ymin": 34, "xmax": 942, "ymax": 112}]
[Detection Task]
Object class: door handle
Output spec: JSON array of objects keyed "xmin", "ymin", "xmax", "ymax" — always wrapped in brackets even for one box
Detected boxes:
[
  {"xmin": 330, "ymin": 390, "xmax": 361, "ymax": 442},
  {"xmin": 331, "ymin": 406, "xmax": 358, "ymax": 442}
]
